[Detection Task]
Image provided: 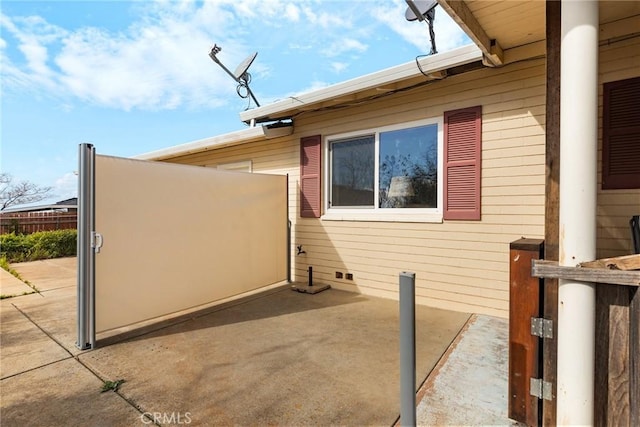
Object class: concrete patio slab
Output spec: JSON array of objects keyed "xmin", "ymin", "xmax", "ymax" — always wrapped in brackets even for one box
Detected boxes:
[
  {"xmin": 0, "ymin": 269, "xmax": 34, "ymax": 297},
  {"xmin": 4, "ymin": 258, "xmax": 521, "ymax": 427},
  {"xmin": 416, "ymin": 314, "xmax": 520, "ymax": 426},
  {"xmin": 0, "ymin": 303, "xmax": 71, "ymax": 379},
  {"xmin": 10, "ymin": 257, "xmax": 76, "ymax": 292},
  {"xmin": 0, "ymin": 358, "xmax": 143, "ymax": 426},
  {"xmin": 80, "ymin": 288, "xmax": 470, "ymax": 426},
  {"xmin": 9, "ymin": 286, "xmax": 80, "ymax": 355}
]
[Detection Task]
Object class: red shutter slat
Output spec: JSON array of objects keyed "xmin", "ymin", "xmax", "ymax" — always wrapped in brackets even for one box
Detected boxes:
[
  {"xmin": 300, "ymin": 135, "xmax": 322, "ymax": 218},
  {"xmin": 603, "ymin": 77, "xmax": 640, "ymax": 190},
  {"xmin": 444, "ymin": 106, "xmax": 482, "ymax": 220}
]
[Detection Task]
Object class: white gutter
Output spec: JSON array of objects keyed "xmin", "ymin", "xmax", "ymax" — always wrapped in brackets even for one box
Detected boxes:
[
  {"xmin": 239, "ymin": 44, "xmax": 482, "ymax": 123},
  {"xmin": 134, "ymin": 123, "xmax": 292, "ymax": 161},
  {"xmin": 1, "ymin": 205, "xmax": 76, "ymax": 213},
  {"xmin": 138, "ymin": 44, "xmax": 481, "ymax": 162}
]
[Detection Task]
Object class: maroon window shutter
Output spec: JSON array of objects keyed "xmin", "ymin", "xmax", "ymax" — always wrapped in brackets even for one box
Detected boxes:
[
  {"xmin": 444, "ymin": 106, "xmax": 482, "ymax": 220},
  {"xmin": 300, "ymin": 135, "xmax": 322, "ymax": 218},
  {"xmin": 602, "ymin": 76, "xmax": 640, "ymax": 190}
]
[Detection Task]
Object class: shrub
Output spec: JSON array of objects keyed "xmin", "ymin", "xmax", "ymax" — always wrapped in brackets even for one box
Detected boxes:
[
  {"xmin": 0, "ymin": 230, "xmax": 77, "ymax": 262},
  {"xmin": 0, "ymin": 233, "xmax": 31, "ymax": 258}
]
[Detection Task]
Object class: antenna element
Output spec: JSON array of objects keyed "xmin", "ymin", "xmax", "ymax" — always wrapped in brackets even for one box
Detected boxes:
[
  {"xmin": 208, "ymin": 44, "xmax": 261, "ymax": 107},
  {"xmin": 405, "ymin": 0, "xmax": 438, "ymax": 55}
]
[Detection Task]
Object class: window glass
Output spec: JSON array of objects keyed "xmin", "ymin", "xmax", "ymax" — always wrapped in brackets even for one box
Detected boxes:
[
  {"xmin": 331, "ymin": 136, "xmax": 375, "ymax": 207},
  {"xmin": 326, "ymin": 118, "xmax": 442, "ymax": 219},
  {"xmin": 379, "ymin": 124, "xmax": 438, "ymax": 208}
]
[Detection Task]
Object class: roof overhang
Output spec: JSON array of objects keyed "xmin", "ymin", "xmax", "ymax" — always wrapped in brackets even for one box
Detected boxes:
[
  {"xmin": 239, "ymin": 44, "xmax": 483, "ymax": 124},
  {"xmin": 137, "ymin": 44, "xmax": 485, "ymax": 161},
  {"xmin": 436, "ymin": 0, "xmax": 640, "ymax": 67},
  {"xmin": 135, "ymin": 121, "xmax": 293, "ymax": 161},
  {"xmin": 1, "ymin": 204, "xmax": 76, "ymax": 214}
]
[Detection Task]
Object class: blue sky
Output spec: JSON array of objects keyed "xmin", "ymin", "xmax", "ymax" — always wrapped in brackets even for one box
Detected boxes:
[{"xmin": 1, "ymin": 0, "xmax": 469, "ymax": 204}]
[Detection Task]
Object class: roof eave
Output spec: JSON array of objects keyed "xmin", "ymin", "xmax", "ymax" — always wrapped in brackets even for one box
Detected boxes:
[
  {"xmin": 239, "ymin": 44, "xmax": 483, "ymax": 123},
  {"xmin": 134, "ymin": 123, "xmax": 293, "ymax": 161}
]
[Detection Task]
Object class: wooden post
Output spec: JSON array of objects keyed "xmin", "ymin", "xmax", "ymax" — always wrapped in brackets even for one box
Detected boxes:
[
  {"xmin": 543, "ymin": 1, "xmax": 561, "ymax": 424},
  {"xmin": 595, "ymin": 285, "xmax": 630, "ymax": 426},
  {"xmin": 594, "ymin": 285, "xmax": 640, "ymax": 426},
  {"xmin": 630, "ymin": 287, "xmax": 640, "ymax": 427},
  {"xmin": 509, "ymin": 238, "xmax": 544, "ymax": 426},
  {"xmin": 532, "ymin": 261, "xmax": 640, "ymax": 425}
]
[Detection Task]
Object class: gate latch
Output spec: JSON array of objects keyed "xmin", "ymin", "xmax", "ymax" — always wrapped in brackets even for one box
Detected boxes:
[{"xmin": 91, "ymin": 231, "xmax": 103, "ymax": 254}]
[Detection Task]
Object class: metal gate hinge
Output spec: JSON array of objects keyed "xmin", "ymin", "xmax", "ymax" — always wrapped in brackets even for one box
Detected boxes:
[
  {"xmin": 531, "ymin": 317, "xmax": 553, "ymax": 339},
  {"xmin": 530, "ymin": 378, "xmax": 553, "ymax": 401}
]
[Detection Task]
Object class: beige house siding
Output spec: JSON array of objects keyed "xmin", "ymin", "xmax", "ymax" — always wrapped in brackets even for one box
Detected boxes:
[
  {"xmin": 597, "ymin": 36, "xmax": 640, "ymax": 257},
  {"xmin": 165, "ymin": 58, "xmax": 546, "ymax": 318}
]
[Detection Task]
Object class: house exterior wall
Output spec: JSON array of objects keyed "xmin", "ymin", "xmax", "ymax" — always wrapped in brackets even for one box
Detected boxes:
[
  {"xmin": 597, "ymin": 36, "xmax": 640, "ymax": 257},
  {"xmin": 165, "ymin": 57, "xmax": 546, "ymax": 318},
  {"xmin": 163, "ymin": 41, "xmax": 640, "ymax": 312}
]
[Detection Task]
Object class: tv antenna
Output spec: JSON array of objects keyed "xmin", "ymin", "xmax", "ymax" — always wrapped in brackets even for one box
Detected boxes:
[
  {"xmin": 405, "ymin": 0, "xmax": 438, "ymax": 55},
  {"xmin": 209, "ymin": 44, "xmax": 261, "ymax": 107}
]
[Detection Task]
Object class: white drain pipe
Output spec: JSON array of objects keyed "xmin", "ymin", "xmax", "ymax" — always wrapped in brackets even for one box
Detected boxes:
[{"xmin": 557, "ymin": 1, "xmax": 598, "ymax": 424}]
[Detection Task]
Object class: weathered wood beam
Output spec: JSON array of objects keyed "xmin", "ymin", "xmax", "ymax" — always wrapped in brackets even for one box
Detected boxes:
[
  {"xmin": 580, "ymin": 254, "xmax": 640, "ymax": 271},
  {"xmin": 437, "ymin": 0, "xmax": 504, "ymax": 66},
  {"xmin": 532, "ymin": 260, "xmax": 640, "ymax": 287},
  {"xmin": 630, "ymin": 287, "xmax": 640, "ymax": 427}
]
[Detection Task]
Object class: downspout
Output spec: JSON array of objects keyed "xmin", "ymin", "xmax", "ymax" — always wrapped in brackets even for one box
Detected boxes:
[{"xmin": 557, "ymin": 1, "xmax": 598, "ymax": 424}]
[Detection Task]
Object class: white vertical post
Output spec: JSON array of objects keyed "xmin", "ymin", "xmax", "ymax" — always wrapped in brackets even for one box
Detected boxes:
[{"xmin": 557, "ymin": 1, "xmax": 598, "ymax": 424}]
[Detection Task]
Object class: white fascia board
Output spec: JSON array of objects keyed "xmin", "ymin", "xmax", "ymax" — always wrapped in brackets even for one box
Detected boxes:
[
  {"xmin": 134, "ymin": 126, "xmax": 266, "ymax": 161},
  {"xmin": 240, "ymin": 44, "xmax": 482, "ymax": 123},
  {"xmin": 2, "ymin": 204, "xmax": 74, "ymax": 213}
]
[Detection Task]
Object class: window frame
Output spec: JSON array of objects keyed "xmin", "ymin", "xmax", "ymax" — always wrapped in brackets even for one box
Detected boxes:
[
  {"xmin": 323, "ymin": 117, "xmax": 444, "ymax": 223},
  {"xmin": 602, "ymin": 76, "xmax": 640, "ymax": 190}
]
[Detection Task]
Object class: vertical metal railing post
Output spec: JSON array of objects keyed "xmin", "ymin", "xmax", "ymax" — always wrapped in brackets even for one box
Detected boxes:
[
  {"xmin": 286, "ymin": 174, "xmax": 291, "ymax": 283},
  {"xmin": 77, "ymin": 143, "xmax": 95, "ymax": 350},
  {"xmin": 400, "ymin": 271, "xmax": 417, "ymax": 427}
]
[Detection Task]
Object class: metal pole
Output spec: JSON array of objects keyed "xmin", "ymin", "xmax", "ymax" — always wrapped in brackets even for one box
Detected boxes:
[
  {"xmin": 89, "ymin": 147, "xmax": 96, "ymax": 349},
  {"xmin": 77, "ymin": 143, "xmax": 95, "ymax": 350},
  {"xmin": 400, "ymin": 271, "xmax": 416, "ymax": 427},
  {"xmin": 286, "ymin": 174, "xmax": 291, "ymax": 283}
]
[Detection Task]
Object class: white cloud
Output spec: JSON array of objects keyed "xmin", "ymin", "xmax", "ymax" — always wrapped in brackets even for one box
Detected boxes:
[
  {"xmin": 284, "ymin": 4, "xmax": 301, "ymax": 22},
  {"xmin": 293, "ymin": 80, "xmax": 331, "ymax": 96},
  {"xmin": 370, "ymin": 3, "xmax": 470, "ymax": 53},
  {"xmin": 0, "ymin": 3, "xmax": 246, "ymax": 111},
  {"xmin": 288, "ymin": 42, "xmax": 313, "ymax": 51},
  {"xmin": 321, "ymin": 38, "xmax": 368, "ymax": 58},
  {"xmin": 0, "ymin": 1, "xmax": 470, "ymax": 112},
  {"xmin": 262, "ymin": 78, "xmax": 331, "ymax": 105},
  {"xmin": 53, "ymin": 172, "xmax": 78, "ymax": 200},
  {"xmin": 331, "ymin": 62, "xmax": 348, "ymax": 74},
  {"xmin": 0, "ymin": 13, "xmax": 64, "ymax": 92},
  {"xmin": 300, "ymin": 5, "xmax": 352, "ymax": 30}
]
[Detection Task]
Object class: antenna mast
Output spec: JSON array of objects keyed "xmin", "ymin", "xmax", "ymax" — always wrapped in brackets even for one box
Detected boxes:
[
  {"xmin": 209, "ymin": 45, "xmax": 261, "ymax": 107},
  {"xmin": 405, "ymin": 0, "xmax": 438, "ymax": 55}
]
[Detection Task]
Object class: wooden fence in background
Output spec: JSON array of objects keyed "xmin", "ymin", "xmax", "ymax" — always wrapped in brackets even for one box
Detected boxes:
[{"xmin": 0, "ymin": 211, "xmax": 77, "ymax": 234}]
